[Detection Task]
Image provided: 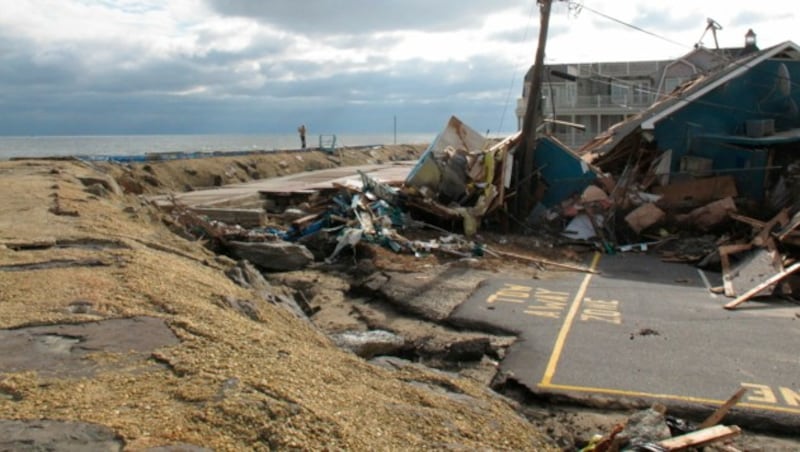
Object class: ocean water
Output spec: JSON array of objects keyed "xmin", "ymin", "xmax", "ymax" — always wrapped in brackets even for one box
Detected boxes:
[{"xmin": 0, "ymin": 133, "xmax": 437, "ymax": 160}]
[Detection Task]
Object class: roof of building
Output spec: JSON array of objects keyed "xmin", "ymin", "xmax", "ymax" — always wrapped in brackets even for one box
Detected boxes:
[{"xmin": 577, "ymin": 40, "xmax": 800, "ymax": 164}]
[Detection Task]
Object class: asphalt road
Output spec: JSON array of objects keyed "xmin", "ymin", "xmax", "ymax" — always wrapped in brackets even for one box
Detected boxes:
[{"xmin": 450, "ymin": 252, "xmax": 800, "ymax": 432}]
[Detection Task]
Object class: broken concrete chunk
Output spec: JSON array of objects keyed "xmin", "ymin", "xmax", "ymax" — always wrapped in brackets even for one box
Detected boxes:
[
  {"xmin": 225, "ymin": 260, "xmax": 272, "ymax": 292},
  {"xmin": 189, "ymin": 207, "xmax": 266, "ymax": 228},
  {"xmin": 0, "ymin": 419, "xmax": 123, "ymax": 451},
  {"xmin": 0, "ymin": 317, "xmax": 178, "ymax": 378},
  {"xmin": 618, "ymin": 404, "xmax": 672, "ymax": 447},
  {"xmin": 726, "ymin": 248, "xmax": 783, "ymax": 298},
  {"xmin": 625, "ymin": 203, "xmax": 666, "ymax": 234},
  {"xmin": 362, "ymin": 269, "xmax": 485, "ymax": 322},
  {"xmin": 331, "ymin": 330, "xmax": 405, "ymax": 359},
  {"xmin": 228, "ymin": 241, "xmax": 314, "ymax": 271},
  {"xmin": 225, "ymin": 260, "xmax": 310, "ymax": 320},
  {"xmin": 443, "ymin": 337, "xmax": 491, "ymax": 362}
]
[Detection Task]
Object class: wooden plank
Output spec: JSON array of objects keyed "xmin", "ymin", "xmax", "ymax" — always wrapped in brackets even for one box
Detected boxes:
[
  {"xmin": 291, "ymin": 213, "xmax": 322, "ymax": 230},
  {"xmin": 728, "ymin": 213, "xmax": 765, "ymax": 229},
  {"xmin": 753, "ymin": 208, "xmax": 789, "ymax": 246},
  {"xmin": 725, "ymin": 262, "xmax": 800, "ymax": 309},
  {"xmin": 488, "ymin": 248, "xmax": 599, "ymax": 274},
  {"xmin": 698, "ymin": 387, "xmax": 748, "ymax": 429},
  {"xmin": 656, "ymin": 425, "xmax": 741, "ymax": 451},
  {"xmin": 730, "ymin": 212, "xmax": 800, "ymax": 240}
]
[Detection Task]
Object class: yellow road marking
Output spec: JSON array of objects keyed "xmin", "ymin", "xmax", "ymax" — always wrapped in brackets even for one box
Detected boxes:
[
  {"xmin": 539, "ymin": 382, "xmax": 800, "ymax": 415},
  {"xmin": 535, "ymin": 252, "xmax": 800, "ymax": 416},
  {"xmin": 541, "ymin": 252, "xmax": 602, "ymax": 385}
]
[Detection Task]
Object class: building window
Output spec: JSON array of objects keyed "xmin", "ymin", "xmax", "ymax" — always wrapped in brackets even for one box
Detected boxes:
[
  {"xmin": 632, "ymin": 81, "xmax": 652, "ymax": 105},
  {"xmin": 611, "ymin": 83, "xmax": 629, "ymax": 104}
]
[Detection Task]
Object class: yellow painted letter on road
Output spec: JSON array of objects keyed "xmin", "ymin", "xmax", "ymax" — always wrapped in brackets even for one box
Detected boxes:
[
  {"xmin": 780, "ymin": 387, "xmax": 800, "ymax": 407},
  {"xmin": 486, "ymin": 283, "xmax": 533, "ymax": 304},
  {"xmin": 741, "ymin": 382, "xmax": 778, "ymax": 404}
]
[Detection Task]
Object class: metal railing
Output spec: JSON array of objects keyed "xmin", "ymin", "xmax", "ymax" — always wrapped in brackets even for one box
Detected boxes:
[
  {"xmin": 549, "ymin": 94, "xmax": 656, "ymax": 109},
  {"xmin": 519, "ymin": 93, "xmax": 656, "ymax": 114}
]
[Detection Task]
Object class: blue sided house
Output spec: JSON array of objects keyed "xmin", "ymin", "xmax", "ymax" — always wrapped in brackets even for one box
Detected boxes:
[{"xmin": 578, "ymin": 40, "xmax": 800, "ymax": 205}]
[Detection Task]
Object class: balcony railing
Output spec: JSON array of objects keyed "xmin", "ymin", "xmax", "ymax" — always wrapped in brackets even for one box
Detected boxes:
[
  {"xmin": 548, "ymin": 94, "xmax": 656, "ymax": 109},
  {"xmin": 519, "ymin": 93, "xmax": 656, "ymax": 113}
]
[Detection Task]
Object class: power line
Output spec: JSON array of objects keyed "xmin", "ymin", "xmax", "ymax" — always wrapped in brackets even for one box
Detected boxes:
[
  {"xmin": 574, "ymin": 3, "xmax": 686, "ymax": 49},
  {"xmin": 567, "ymin": 1, "xmax": 800, "ymax": 90}
]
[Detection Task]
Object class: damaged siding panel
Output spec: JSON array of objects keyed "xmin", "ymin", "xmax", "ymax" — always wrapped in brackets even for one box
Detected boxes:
[
  {"xmin": 406, "ymin": 116, "xmax": 487, "ymax": 191},
  {"xmin": 536, "ymin": 137, "xmax": 598, "ymax": 208}
]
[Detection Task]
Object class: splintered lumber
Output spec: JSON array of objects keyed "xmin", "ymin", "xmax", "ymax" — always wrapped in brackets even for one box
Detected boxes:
[
  {"xmin": 291, "ymin": 213, "xmax": 323, "ymax": 230},
  {"xmin": 754, "ymin": 209, "xmax": 789, "ymax": 246},
  {"xmin": 488, "ymin": 248, "xmax": 598, "ymax": 274},
  {"xmin": 656, "ymin": 425, "xmax": 741, "ymax": 451},
  {"xmin": 725, "ymin": 262, "xmax": 800, "ymax": 309},
  {"xmin": 698, "ymin": 387, "xmax": 748, "ymax": 429},
  {"xmin": 189, "ymin": 207, "xmax": 266, "ymax": 228}
]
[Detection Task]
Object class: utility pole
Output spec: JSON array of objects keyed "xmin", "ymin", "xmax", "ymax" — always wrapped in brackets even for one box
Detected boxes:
[{"xmin": 515, "ymin": 0, "xmax": 553, "ymax": 220}]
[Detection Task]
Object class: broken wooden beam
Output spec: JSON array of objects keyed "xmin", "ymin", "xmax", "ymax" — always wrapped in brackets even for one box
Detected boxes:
[
  {"xmin": 698, "ymin": 387, "xmax": 748, "ymax": 429},
  {"xmin": 291, "ymin": 213, "xmax": 324, "ymax": 230},
  {"xmin": 189, "ymin": 207, "xmax": 266, "ymax": 228},
  {"xmin": 724, "ymin": 262, "xmax": 800, "ymax": 309},
  {"xmin": 656, "ymin": 425, "xmax": 741, "ymax": 451}
]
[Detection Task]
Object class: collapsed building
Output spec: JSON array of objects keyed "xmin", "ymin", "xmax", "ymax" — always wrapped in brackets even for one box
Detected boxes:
[{"xmin": 526, "ymin": 40, "xmax": 800, "ymax": 308}]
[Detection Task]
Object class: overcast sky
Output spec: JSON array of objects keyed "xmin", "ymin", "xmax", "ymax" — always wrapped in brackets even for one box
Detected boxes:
[{"xmin": 0, "ymin": 0, "xmax": 797, "ymax": 136}]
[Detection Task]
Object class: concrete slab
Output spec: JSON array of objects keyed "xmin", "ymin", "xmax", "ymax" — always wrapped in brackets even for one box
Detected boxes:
[{"xmin": 450, "ymin": 253, "xmax": 800, "ymax": 432}]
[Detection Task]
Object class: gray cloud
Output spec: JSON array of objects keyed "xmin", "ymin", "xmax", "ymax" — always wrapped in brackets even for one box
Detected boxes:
[
  {"xmin": 633, "ymin": 8, "xmax": 699, "ymax": 34},
  {"xmin": 0, "ymin": 1, "xmax": 533, "ymax": 137},
  {"xmin": 730, "ymin": 10, "xmax": 793, "ymax": 28},
  {"xmin": 0, "ymin": 26, "xmax": 521, "ymax": 137},
  {"xmin": 203, "ymin": 0, "xmax": 527, "ymax": 34}
]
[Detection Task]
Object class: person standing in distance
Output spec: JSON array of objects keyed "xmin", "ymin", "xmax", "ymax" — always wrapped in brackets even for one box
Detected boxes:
[{"xmin": 298, "ymin": 124, "xmax": 307, "ymax": 149}]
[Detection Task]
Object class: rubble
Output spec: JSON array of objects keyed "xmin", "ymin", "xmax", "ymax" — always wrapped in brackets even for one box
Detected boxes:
[
  {"xmin": 331, "ymin": 330, "xmax": 406, "ymax": 359},
  {"xmin": 228, "ymin": 240, "xmax": 315, "ymax": 271},
  {"xmin": 583, "ymin": 398, "xmax": 746, "ymax": 452}
]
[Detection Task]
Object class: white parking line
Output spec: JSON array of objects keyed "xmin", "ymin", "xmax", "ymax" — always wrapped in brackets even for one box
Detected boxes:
[{"xmin": 697, "ymin": 269, "xmax": 718, "ymax": 299}]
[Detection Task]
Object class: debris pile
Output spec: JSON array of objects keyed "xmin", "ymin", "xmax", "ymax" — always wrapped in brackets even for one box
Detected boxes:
[
  {"xmin": 528, "ymin": 135, "xmax": 800, "ymax": 309},
  {"xmin": 166, "ymin": 117, "xmax": 557, "ymax": 273},
  {"xmin": 582, "ymin": 389, "xmax": 747, "ymax": 451}
]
